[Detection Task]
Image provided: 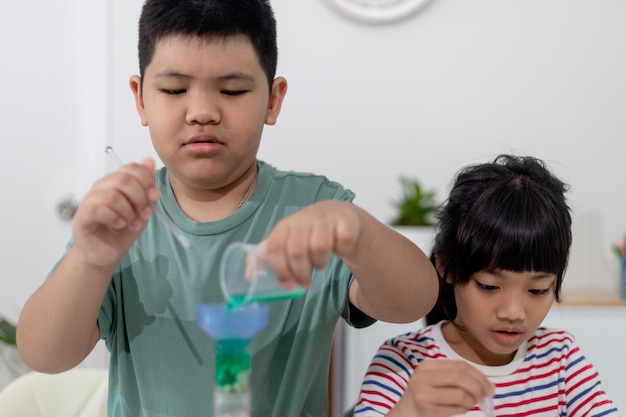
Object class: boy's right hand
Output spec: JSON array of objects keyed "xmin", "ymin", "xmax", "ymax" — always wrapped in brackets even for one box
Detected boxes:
[
  {"xmin": 391, "ymin": 359, "xmax": 494, "ymax": 417},
  {"xmin": 71, "ymin": 157, "xmax": 159, "ymax": 268}
]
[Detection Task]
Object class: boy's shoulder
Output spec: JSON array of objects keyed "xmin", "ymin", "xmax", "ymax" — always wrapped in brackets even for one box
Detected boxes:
[
  {"xmin": 261, "ymin": 160, "xmax": 340, "ymax": 182},
  {"xmin": 259, "ymin": 160, "xmax": 355, "ymax": 200}
]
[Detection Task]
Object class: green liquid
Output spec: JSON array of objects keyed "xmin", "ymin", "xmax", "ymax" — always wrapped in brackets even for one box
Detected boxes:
[
  {"xmin": 227, "ymin": 288, "xmax": 306, "ymax": 310},
  {"xmin": 215, "ymin": 340, "xmax": 250, "ymax": 394}
]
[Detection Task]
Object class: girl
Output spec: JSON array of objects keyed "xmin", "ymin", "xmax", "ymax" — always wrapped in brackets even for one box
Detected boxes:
[{"xmin": 354, "ymin": 155, "xmax": 619, "ymax": 416}]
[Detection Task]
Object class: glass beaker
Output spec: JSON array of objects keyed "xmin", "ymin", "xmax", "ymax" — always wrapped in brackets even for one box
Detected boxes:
[{"xmin": 220, "ymin": 242, "xmax": 305, "ymax": 309}]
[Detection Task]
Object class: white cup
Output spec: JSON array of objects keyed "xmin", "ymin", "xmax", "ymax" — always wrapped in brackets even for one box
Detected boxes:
[{"xmin": 219, "ymin": 242, "xmax": 305, "ymax": 308}]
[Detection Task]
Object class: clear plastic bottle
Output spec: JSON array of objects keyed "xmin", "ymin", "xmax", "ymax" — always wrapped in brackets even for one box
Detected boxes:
[
  {"xmin": 214, "ymin": 339, "xmax": 251, "ymax": 417},
  {"xmin": 198, "ymin": 303, "xmax": 269, "ymax": 417}
]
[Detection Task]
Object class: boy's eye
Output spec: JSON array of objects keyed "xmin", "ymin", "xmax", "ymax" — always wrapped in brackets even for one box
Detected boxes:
[
  {"xmin": 476, "ymin": 281, "xmax": 498, "ymax": 292},
  {"xmin": 221, "ymin": 90, "xmax": 247, "ymax": 96},
  {"xmin": 160, "ymin": 89, "xmax": 186, "ymax": 95}
]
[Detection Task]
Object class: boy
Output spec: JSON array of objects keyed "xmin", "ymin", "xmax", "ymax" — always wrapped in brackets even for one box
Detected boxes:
[{"xmin": 16, "ymin": 0, "xmax": 438, "ymax": 416}]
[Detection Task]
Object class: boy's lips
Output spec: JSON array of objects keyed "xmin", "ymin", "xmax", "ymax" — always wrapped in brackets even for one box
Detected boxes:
[
  {"xmin": 183, "ymin": 134, "xmax": 224, "ymax": 154},
  {"xmin": 184, "ymin": 133, "xmax": 223, "ymax": 145}
]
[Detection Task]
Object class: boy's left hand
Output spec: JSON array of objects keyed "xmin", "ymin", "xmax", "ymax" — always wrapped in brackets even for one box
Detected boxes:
[{"xmin": 262, "ymin": 200, "xmax": 361, "ymax": 289}]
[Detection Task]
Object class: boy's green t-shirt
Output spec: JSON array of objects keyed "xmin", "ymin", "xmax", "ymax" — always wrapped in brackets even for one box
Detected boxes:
[{"xmin": 90, "ymin": 160, "xmax": 373, "ymax": 417}]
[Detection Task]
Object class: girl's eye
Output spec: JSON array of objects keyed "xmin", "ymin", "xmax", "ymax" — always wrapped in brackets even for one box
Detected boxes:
[
  {"xmin": 476, "ymin": 281, "xmax": 498, "ymax": 292},
  {"xmin": 529, "ymin": 288, "xmax": 551, "ymax": 296},
  {"xmin": 222, "ymin": 90, "xmax": 247, "ymax": 96},
  {"xmin": 160, "ymin": 89, "xmax": 186, "ymax": 95}
]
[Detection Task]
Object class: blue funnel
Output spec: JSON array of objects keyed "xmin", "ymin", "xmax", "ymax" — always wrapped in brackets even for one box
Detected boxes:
[{"xmin": 198, "ymin": 303, "xmax": 269, "ymax": 340}]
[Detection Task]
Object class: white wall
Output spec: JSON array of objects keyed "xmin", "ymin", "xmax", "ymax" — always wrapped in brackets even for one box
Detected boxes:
[
  {"xmin": 266, "ymin": 0, "xmax": 626, "ymax": 294},
  {"xmin": 106, "ymin": 0, "xmax": 626, "ymax": 293},
  {"xmin": 0, "ymin": 2, "xmax": 109, "ymax": 320},
  {"xmin": 0, "ymin": 1, "xmax": 111, "ymax": 385},
  {"xmin": 2, "ymin": 0, "xmax": 625, "ymax": 404},
  {"xmin": 106, "ymin": 4, "xmax": 626, "ymax": 412}
]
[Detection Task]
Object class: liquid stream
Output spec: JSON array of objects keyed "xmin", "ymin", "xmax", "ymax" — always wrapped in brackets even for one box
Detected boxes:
[{"xmin": 227, "ymin": 288, "xmax": 306, "ymax": 310}]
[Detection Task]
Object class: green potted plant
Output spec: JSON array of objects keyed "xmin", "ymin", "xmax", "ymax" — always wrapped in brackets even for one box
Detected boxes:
[
  {"xmin": 0, "ymin": 317, "xmax": 16, "ymax": 346},
  {"xmin": 390, "ymin": 177, "xmax": 439, "ymax": 254},
  {"xmin": 390, "ymin": 177, "xmax": 438, "ymax": 227},
  {"xmin": 1, "ymin": 316, "xmax": 30, "ymax": 389}
]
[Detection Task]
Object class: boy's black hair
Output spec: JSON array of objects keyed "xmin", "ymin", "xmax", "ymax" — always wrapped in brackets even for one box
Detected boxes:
[
  {"xmin": 426, "ymin": 154, "xmax": 572, "ymax": 325},
  {"xmin": 137, "ymin": 0, "xmax": 278, "ymax": 89}
]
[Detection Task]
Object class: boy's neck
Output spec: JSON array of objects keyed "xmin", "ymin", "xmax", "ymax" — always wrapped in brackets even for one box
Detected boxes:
[{"xmin": 167, "ymin": 164, "xmax": 259, "ymax": 222}]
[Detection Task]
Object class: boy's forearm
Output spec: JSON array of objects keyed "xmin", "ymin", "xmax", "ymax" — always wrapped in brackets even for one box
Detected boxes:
[
  {"xmin": 347, "ymin": 208, "xmax": 438, "ymax": 323},
  {"xmin": 17, "ymin": 247, "xmax": 113, "ymax": 373}
]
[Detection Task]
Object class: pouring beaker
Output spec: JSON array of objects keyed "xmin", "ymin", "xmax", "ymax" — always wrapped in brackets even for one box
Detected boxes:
[{"xmin": 220, "ymin": 242, "xmax": 305, "ymax": 308}]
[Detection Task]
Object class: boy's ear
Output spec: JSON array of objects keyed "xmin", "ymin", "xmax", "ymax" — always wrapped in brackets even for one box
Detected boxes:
[
  {"xmin": 129, "ymin": 75, "xmax": 148, "ymax": 126},
  {"xmin": 265, "ymin": 76, "xmax": 288, "ymax": 126}
]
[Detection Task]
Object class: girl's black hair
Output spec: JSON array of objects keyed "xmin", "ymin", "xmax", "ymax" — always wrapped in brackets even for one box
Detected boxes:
[{"xmin": 425, "ymin": 154, "xmax": 572, "ymax": 325}]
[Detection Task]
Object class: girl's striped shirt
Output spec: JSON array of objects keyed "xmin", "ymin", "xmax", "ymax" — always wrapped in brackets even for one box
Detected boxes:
[{"xmin": 354, "ymin": 321, "xmax": 619, "ymax": 417}]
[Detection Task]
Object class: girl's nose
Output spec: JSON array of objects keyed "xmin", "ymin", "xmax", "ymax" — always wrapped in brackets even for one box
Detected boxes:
[{"xmin": 496, "ymin": 292, "xmax": 526, "ymax": 322}]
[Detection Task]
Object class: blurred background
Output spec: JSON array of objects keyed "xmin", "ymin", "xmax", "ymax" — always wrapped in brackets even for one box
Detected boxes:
[{"xmin": 1, "ymin": 0, "xmax": 625, "ymax": 412}]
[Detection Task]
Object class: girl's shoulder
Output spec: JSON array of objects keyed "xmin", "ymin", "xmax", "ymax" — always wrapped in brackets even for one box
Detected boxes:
[
  {"xmin": 384, "ymin": 323, "xmax": 439, "ymax": 345},
  {"xmin": 529, "ymin": 326, "xmax": 576, "ymax": 347},
  {"xmin": 379, "ymin": 323, "xmax": 446, "ymax": 362}
]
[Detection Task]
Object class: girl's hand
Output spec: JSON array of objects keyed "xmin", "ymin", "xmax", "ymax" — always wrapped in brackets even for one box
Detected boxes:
[{"xmin": 392, "ymin": 359, "xmax": 494, "ymax": 417}]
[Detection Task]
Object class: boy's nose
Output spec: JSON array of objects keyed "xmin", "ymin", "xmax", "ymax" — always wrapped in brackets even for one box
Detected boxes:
[{"xmin": 186, "ymin": 94, "xmax": 220, "ymax": 125}]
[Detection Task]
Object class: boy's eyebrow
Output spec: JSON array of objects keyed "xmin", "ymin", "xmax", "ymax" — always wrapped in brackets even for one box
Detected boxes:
[
  {"xmin": 154, "ymin": 70, "xmax": 191, "ymax": 80},
  {"xmin": 215, "ymin": 71, "xmax": 257, "ymax": 83},
  {"xmin": 153, "ymin": 70, "xmax": 256, "ymax": 83}
]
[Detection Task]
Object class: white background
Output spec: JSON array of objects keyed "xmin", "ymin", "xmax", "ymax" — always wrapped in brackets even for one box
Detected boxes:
[
  {"xmin": 107, "ymin": 0, "xmax": 626, "ymax": 293},
  {"xmin": 1, "ymin": 0, "xmax": 625, "ymax": 410}
]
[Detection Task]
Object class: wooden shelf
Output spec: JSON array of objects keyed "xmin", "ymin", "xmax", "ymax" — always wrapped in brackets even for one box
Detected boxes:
[{"xmin": 556, "ymin": 290, "xmax": 626, "ymax": 307}]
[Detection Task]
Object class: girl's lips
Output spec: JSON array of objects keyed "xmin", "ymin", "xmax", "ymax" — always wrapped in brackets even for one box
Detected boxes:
[{"xmin": 492, "ymin": 330, "xmax": 524, "ymax": 345}]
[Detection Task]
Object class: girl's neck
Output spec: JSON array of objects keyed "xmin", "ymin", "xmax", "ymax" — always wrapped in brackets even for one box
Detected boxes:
[{"xmin": 441, "ymin": 321, "xmax": 516, "ymax": 367}]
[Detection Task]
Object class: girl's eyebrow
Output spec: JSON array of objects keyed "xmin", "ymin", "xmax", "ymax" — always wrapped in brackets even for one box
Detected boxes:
[
  {"xmin": 492, "ymin": 270, "xmax": 556, "ymax": 281},
  {"xmin": 531, "ymin": 273, "xmax": 556, "ymax": 281}
]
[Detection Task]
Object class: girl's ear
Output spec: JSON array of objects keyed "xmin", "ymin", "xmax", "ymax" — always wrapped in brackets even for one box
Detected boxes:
[{"xmin": 435, "ymin": 257, "xmax": 453, "ymax": 284}]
